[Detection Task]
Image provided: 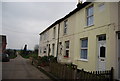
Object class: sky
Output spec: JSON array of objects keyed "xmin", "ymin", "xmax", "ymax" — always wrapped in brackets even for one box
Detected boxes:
[
  {"xmin": 1, "ymin": 1, "xmax": 78, "ymax": 50},
  {"xmin": 1, "ymin": 0, "xmax": 119, "ymax": 50}
]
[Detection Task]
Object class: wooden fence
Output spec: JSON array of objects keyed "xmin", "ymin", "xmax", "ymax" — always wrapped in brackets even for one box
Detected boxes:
[
  {"xmin": 76, "ymin": 68, "xmax": 113, "ymax": 81},
  {"xmin": 49, "ymin": 62, "xmax": 77, "ymax": 80},
  {"xmin": 49, "ymin": 62, "xmax": 114, "ymax": 81}
]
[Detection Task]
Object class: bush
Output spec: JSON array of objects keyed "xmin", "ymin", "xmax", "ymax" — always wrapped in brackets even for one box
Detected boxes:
[
  {"xmin": 48, "ymin": 56, "xmax": 57, "ymax": 62},
  {"xmin": 37, "ymin": 55, "xmax": 57, "ymax": 67},
  {"xmin": 5, "ymin": 49, "xmax": 17, "ymax": 59}
]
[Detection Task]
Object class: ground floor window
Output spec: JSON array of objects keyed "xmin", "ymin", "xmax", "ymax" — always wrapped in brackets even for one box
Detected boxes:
[
  {"xmin": 118, "ymin": 33, "xmax": 120, "ymax": 39},
  {"xmin": 40, "ymin": 47, "xmax": 42, "ymax": 53},
  {"xmin": 64, "ymin": 41, "xmax": 69, "ymax": 57},
  {"xmin": 80, "ymin": 38, "xmax": 88, "ymax": 59},
  {"xmin": 43, "ymin": 47, "xmax": 46, "ymax": 53},
  {"xmin": 59, "ymin": 42, "xmax": 63, "ymax": 55},
  {"xmin": 118, "ymin": 33, "xmax": 120, "ymax": 78}
]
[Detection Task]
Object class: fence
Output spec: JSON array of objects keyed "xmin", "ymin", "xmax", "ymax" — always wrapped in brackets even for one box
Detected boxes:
[
  {"xmin": 49, "ymin": 62, "xmax": 113, "ymax": 81},
  {"xmin": 49, "ymin": 62, "xmax": 77, "ymax": 80},
  {"xmin": 76, "ymin": 68, "xmax": 113, "ymax": 81}
]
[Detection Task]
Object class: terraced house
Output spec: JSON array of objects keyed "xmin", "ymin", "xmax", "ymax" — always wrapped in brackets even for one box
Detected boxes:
[{"xmin": 39, "ymin": 2, "xmax": 120, "ymax": 80}]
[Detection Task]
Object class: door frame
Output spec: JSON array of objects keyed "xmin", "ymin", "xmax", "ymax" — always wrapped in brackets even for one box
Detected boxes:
[
  {"xmin": 52, "ymin": 43, "xmax": 55, "ymax": 56},
  {"xmin": 97, "ymin": 34, "xmax": 106, "ymax": 71},
  {"xmin": 98, "ymin": 40, "xmax": 106, "ymax": 71},
  {"xmin": 117, "ymin": 32, "xmax": 120, "ymax": 80}
]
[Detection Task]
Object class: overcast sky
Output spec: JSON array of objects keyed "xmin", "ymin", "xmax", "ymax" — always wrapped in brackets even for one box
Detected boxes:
[{"xmin": 1, "ymin": 1, "xmax": 78, "ymax": 50}]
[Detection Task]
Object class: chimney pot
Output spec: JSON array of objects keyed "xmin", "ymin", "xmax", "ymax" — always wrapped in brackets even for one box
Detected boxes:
[{"xmin": 77, "ymin": 0, "xmax": 83, "ymax": 7}]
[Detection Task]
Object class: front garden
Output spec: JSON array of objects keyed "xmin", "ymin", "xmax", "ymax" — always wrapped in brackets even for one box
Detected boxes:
[{"xmin": 30, "ymin": 56, "xmax": 114, "ymax": 81}]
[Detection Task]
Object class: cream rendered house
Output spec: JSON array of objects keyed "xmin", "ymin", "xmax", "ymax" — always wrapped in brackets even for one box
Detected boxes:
[{"xmin": 39, "ymin": 2, "xmax": 120, "ymax": 80}]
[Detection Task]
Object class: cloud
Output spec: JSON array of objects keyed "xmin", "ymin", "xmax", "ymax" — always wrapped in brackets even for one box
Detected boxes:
[
  {"xmin": 2, "ymin": 2, "xmax": 76, "ymax": 50},
  {"xmin": 2, "ymin": 0, "xmax": 77, "ymax": 2},
  {"xmin": 0, "ymin": 2, "xmax": 2, "ymax": 34}
]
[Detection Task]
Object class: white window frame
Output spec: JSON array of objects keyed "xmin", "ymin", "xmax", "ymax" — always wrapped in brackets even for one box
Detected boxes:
[
  {"xmin": 64, "ymin": 41, "xmax": 69, "ymax": 57},
  {"xmin": 53, "ymin": 27, "xmax": 56, "ymax": 39},
  {"xmin": 40, "ymin": 35, "xmax": 42, "ymax": 41},
  {"xmin": 59, "ymin": 42, "xmax": 63, "ymax": 55},
  {"xmin": 44, "ymin": 33, "xmax": 45, "ymax": 40},
  {"xmin": 43, "ymin": 32, "xmax": 47, "ymax": 40},
  {"xmin": 86, "ymin": 5, "xmax": 94, "ymax": 26},
  {"xmin": 40, "ymin": 47, "xmax": 42, "ymax": 53},
  {"xmin": 80, "ymin": 38, "xmax": 88, "ymax": 60},
  {"xmin": 64, "ymin": 20, "xmax": 68, "ymax": 35}
]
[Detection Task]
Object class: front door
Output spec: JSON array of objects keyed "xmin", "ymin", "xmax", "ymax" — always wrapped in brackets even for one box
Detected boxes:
[
  {"xmin": 118, "ymin": 33, "xmax": 120, "ymax": 79},
  {"xmin": 52, "ymin": 44, "xmax": 55, "ymax": 56},
  {"xmin": 98, "ymin": 35, "xmax": 106, "ymax": 71}
]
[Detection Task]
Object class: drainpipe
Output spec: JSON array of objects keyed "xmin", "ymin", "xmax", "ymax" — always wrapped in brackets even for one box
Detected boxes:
[{"xmin": 56, "ymin": 23, "xmax": 60, "ymax": 59}]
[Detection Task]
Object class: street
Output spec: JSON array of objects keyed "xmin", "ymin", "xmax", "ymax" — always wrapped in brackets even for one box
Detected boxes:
[{"xmin": 2, "ymin": 54, "xmax": 52, "ymax": 80}]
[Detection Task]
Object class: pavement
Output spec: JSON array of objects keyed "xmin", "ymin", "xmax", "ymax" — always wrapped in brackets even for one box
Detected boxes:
[{"xmin": 2, "ymin": 54, "xmax": 52, "ymax": 80}]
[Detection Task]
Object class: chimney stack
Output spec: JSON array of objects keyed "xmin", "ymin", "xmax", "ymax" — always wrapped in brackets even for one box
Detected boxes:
[{"xmin": 77, "ymin": 0, "xmax": 83, "ymax": 7}]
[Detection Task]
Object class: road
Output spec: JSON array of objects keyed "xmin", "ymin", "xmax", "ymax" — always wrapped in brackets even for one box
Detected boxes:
[{"xmin": 2, "ymin": 54, "xmax": 52, "ymax": 80}]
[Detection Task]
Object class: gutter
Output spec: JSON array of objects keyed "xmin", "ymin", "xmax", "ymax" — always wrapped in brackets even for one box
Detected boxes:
[{"xmin": 56, "ymin": 23, "xmax": 60, "ymax": 58}]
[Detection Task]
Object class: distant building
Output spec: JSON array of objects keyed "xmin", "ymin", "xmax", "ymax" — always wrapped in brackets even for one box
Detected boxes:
[
  {"xmin": 39, "ymin": 2, "xmax": 120, "ymax": 80},
  {"xmin": 0, "ymin": 35, "xmax": 7, "ymax": 54}
]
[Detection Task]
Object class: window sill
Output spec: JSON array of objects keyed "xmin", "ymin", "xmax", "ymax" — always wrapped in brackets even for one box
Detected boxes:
[
  {"xmin": 77, "ymin": 59, "xmax": 88, "ymax": 62},
  {"xmin": 63, "ymin": 33, "xmax": 68, "ymax": 36},
  {"xmin": 64, "ymin": 56, "xmax": 69, "ymax": 58},
  {"xmin": 84, "ymin": 24, "xmax": 94, "ymax": 29}
]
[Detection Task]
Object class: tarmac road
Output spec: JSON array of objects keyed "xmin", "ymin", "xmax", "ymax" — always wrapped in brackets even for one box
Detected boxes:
[{"xmin": 2, "ymin": 54, "xmax": 52, "ymax": 80}]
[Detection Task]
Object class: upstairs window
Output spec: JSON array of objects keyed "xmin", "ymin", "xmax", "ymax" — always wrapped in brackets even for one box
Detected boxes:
[
  {"xmin": 40, "ymin": 35, "xmax": 42, "ymax": 41},
  {"xmin": 44, "ymin": 32, "xmax": 47, "ymax": 40},
  {"xmin": 86, "ymin": 5, "xmax": 94, "ymax": 26},
  {"xmin": 53, "ymin": 27, "xmax": 56, "ymax": 39},
  {"xmin": 43, "ymin": 33, "xmax": 46, "ymax": 40},
  {"xmin": 59, "ymin": 42, "xmax": 63, "ymax": 55},
  {"xmin": 80, "ymin": 38, "xmax": 88, "ymax": 60},
  {"xmin": 64, "ymin": 20, "xmax": 68, "ymax": 34}
]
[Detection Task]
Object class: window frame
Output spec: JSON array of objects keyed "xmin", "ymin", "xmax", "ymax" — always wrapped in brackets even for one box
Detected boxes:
[
  {"xmin": 80, "ymin": 38, "xmax": 88, "ymax": 60},
  {"xmin": 64, "ymin": 20, "xmax": 68, "ymax": 35},
  {"xmin": 52, "ymin": 43, "xmax": 55, "ymax": 56},
  {"xmin": 53, "ymin": 27, "xmax": 56, "ymax": 39},
  {"xmin": 59, "ymin": 42, "xmax": 63, "ymax": 55},
  {"xmin": 40, "ymin": 35, "xmax": 42, "ymax": 41},
  {"xmin": 86, "ymin": 5, "xmax": 94, "ymax": 27},
  {"xmin": 64, "ymin": 40, "xmax": 70, "ymax": 58}
]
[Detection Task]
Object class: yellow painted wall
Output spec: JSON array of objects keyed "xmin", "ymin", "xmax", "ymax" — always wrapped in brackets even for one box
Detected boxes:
[
  {"xmin": 58, "ymin": 13, "xmax": 76, "ymax": 63},
  {"xmin": 39, "ymin": 24, "xmax": 58, "ymax": 57},
  {"xmin": 39, "ymin": 2, "xmax": 119, "ymax": 79},
  {"xmin": 72, "ymin": 2, "xmax": 119, "ymax": 79}
]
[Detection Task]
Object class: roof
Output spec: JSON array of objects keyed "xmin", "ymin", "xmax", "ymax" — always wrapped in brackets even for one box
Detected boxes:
[{"xmin": 40, "ymin": 2, "xmax": 91, "ymax": 35}]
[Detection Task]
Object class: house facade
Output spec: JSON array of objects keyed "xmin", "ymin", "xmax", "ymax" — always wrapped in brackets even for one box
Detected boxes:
[
  {"xmin": 39, "ymin": 2, "xmax": 120, "ymax": 80},
  {"xmin": 0, "ymin": 35, "xmax": 7, "ymax": 54}
]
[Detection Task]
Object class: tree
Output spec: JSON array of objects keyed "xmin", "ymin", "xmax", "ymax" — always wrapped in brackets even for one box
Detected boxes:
[
  {"xmin": 23, "ymin": 44, "xmax": 27, "ymax": 54},
  {"xmin": 24, "ymin": 44, "xmax": 27, "ymax": 51}
]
